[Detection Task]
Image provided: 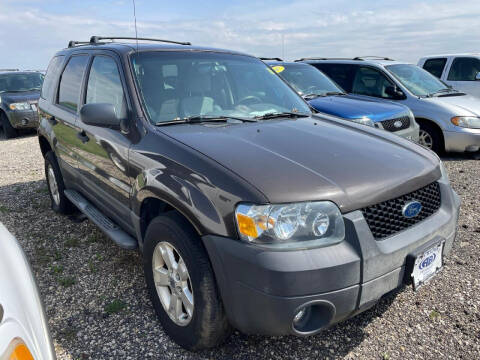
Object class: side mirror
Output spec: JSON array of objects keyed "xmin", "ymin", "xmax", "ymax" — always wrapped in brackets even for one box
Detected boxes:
[
  {"xmin": 80, "ymin": 103, "xmax": 120, "ymax": 128},
  {"xmin": 385, "ymin": 85, "xmax": 405, "ymax": 99},
  {"xmin": 475, "ymin": 72, "xmax": 480, "ymax": 81}
]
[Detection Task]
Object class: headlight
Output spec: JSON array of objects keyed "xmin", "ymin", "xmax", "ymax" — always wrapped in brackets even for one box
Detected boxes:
[
  {"xmin": 439, "ymin": 161, "xmax": 449, "ymax": 183},
  {"xmin": 9, "ymin": 102, "xmax": 31, "ymax": 111},
  {"xmin": 451, "ymin": 116, "xmax": 480, "ymax": 129},
  {"xmin": 235, "ymin": 201, "xmax": 345, "ymax": 250},
  {"xmin": 351, "ymin": 116, "xmax": 374, "ymax": 127}
]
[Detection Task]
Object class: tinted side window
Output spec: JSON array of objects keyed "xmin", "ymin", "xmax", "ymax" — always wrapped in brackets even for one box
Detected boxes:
[
  {"xmin": 58, "ymin": 55, "xmax": 89, "ymax": 111},
  {"xmin": 423, "ymin": 58, "xmax": 447, "ymax": 78},
  {"xmin": 41, "ymin": 56, "xmax": 64, "ymax": 100},
  {"xmin": 351, "ymin": 66, "xmax": 396, "ymax": 99},
  {"xmin": 311, "ymin": 63, "xmax": 355, "ymax": 92},
  {"xmin": 447, "ymin": 57, "xmax": 480, "ymax": 81},
  {"xmin": 86, "ymin": 56, "xmax": 127, "ymax": 119}
]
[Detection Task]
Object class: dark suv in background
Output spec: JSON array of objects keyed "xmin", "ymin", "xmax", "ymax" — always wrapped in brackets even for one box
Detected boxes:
[
  {"xmin": 0, "ymin": 71, "xmax": 44, "ymax": 139},
  {"xmin": 38, "ymin": 37, "xmax": 460, "ymax": 350}
]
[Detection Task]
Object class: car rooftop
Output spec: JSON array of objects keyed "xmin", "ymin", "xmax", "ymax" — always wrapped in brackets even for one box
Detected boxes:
[
  {"xmin": 420, "ymin": 53, "xmax": 480, "ymax": 58},
  {"xmin": 59, "ymin": 36, "xmax": 253, "ymax": 58},
  {"xmin": 295, "ymin": 57, "xmax": 410, "ymax": 66}
]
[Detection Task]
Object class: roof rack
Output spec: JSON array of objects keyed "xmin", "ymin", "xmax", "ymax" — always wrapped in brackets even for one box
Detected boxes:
[
  {"xmin": 67, "ymin": 36, "xmax": 191, "ymax": 48},
  {"xmin": 353, "ymin": 56, "xmax": 394, "ymax": 61},
  {"xmin": 0, "ymin": 68, "xmax": 19, "ymax": 72},
  {"xmin": 260, "ymin": 57, "xmax": 283, "ymax": 61},
  {"xmin": 294, "ymin": 57, "xmax": 355, "ymax": 62}
]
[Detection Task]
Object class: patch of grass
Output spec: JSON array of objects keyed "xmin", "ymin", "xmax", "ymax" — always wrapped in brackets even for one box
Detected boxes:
[
  {"xmin": 64, "ymin": 237, "xmax": 80, "ymax": 248},
  {"xmin": 36, "ymin": 247, "xmax": 51, "ymax": 265},
  {"xmin": 383, "ymin": 353, "xmax": 391, "ymax": 360},
  {"xmin": 14, "ymin": 187, "xmax": 21, "ymax": 193},
  {"xmin": 87, "ymin": 233, "xmax": 100, "ymax": 244},
  {"xmin": 429, "ymin": 310, "xmax": 441, "ymax": 320},
  {"xmin": 54, "ymin": 250, "xmax": 62, "ymax": 261},
  {"xmin": 58, "ymin": 326, "xmax": 77, "ymax": 341},
  {"xmin": 95, "ymin": 253, "xmax": 104, "ymax": 261},
  {"xmin": 88, "ymin": 259, "xmax": 97, "ymax": 273},
  {"xmin": 35, "ymin": 187, "xmax": 49, "ymax": 194},
  {"xmin": 0, "ymin": 205, "xmax": 9, "ymax": 214},
  {"xmin": 51, "ymin": 265, "xmax": 64, "ymax": 274},
  {"xmin": 58, "ymin": 276, "xmax": 76, "ymax": 287},
  {"xmin": 104, "ymin": 299, "xmax": 127, "ymax": 315}
]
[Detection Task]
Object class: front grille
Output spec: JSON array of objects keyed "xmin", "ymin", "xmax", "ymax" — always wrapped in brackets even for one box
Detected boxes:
[
  {"xmin": 381, "ymin": 116, "xmax": 410, "ymax": 132},
  {"xmin": 361, "ymin": 182, "xmax": 441, "ymax": 240}
]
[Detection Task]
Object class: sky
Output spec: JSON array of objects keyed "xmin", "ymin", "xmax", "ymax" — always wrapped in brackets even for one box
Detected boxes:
[{"xmin": 1, "ymin": 0, "xmax": 479, "ymax": 69}]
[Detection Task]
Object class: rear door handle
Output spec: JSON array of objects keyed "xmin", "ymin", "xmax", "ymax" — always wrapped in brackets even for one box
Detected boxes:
[{"xmin": 76, "ymin": 130, "xmax": 90, "ymax": 144}]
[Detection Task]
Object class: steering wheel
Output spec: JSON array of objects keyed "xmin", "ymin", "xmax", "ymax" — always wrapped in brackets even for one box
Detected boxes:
[{"xmin": 238, "ymin": 95, "xmax": 263, "ymax": 106}]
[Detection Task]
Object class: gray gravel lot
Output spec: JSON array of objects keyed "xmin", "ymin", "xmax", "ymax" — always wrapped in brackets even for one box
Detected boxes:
[{"xmin": 0, "ymin": 134, "xmax": 479, "ymax": 360}]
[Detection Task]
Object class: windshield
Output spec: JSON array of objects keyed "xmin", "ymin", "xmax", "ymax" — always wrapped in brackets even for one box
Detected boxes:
[
  {"xmin": 272, "ymin": 63, "xmax": 343, "ymax": 96},
  {"xmin": 0, "ymin": 73, "xmax": 44, "ymax": 93},
  {"xmin": 386, "ymin": 64, "xmax": 449, "ymax": 96},
  {"xmin": 131, "ymin": 52, "xmax": 311, "ymax": 124}
]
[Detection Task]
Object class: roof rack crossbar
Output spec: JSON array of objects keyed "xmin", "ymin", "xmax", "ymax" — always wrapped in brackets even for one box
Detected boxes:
[
  {"xmin": 89, "ymin": 36, "xmax": 191, "ymax": 46},
  {"xmin": 68, "ymin": 41, "xmax": 91, "ymax": 48},
  {"xmin": 353, "ymin": 56, "xmax": 394, "ymax": 61},
  {"xmin": 259, "ymin": 57, "xmax": 283, "ymax": 61},
  {"xmin": 0, "ymin": 68, "xmax": 19, "ymax": 71}
]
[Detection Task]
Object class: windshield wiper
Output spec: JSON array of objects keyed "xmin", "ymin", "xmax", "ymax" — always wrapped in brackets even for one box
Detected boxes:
[
  {"xmin": 155, "ymin": 115, "xmax": 257, "ymax": 126},
  {"xmin": 325, "ymin": 91, "xmax": 346, "ymax": 96},
  {"xmin": 427, "ymin": 88, "xmax": 455, "ymax": 97},
  {"xmin": 254, "ymin": 112, "xmax": 310, "ymax": 120},
  {"xmin": 303, "ymin": 93, "xmax": 325, "ymax": 99}
]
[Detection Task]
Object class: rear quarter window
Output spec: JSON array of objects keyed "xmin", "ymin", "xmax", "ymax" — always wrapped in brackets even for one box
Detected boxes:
[
  {"xmin": 422, "ymin": 58, "xmax": 447, "ymax": 78},
  {"xmin": 41, "ymin": 55, "xmax": 65, "ymax": 101},
  {"xmin": 312, "ymin": 63, "xmax": 355, "ymax": 92}
]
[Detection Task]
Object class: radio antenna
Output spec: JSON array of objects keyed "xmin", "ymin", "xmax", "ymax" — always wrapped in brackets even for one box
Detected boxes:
[{"xmin": 132, "ymin": 0, "xmax": 139, "ymax": 53}]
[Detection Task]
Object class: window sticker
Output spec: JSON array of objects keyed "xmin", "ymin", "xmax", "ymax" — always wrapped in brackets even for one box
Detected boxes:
[{"xmin": 272, "ymin": 65, "xmax": 285, "ymax": 73}]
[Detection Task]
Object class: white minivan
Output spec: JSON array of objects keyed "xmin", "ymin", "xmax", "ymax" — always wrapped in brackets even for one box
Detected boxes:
[{"xmin": 418, "ymin": 54, "xmax": 480, "ymax": 98}]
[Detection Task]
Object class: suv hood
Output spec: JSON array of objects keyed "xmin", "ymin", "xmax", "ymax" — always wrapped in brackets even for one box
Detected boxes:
[
  {"xmin": 424, "ymin": 94, "xmax": 480, "ymax": 116},
  {"xmin": 0, "ymin": 90, "xmax": 40, "ymax": 104},
  {"xmin": 159, "ymin": 116, "xmax": 440, "ymax": 212},
  {"xmin": 308, "ymin": 95, "xmax": 407, "ymax": 122}
]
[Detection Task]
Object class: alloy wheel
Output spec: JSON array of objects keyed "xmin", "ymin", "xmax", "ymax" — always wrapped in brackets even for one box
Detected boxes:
[
  {"xmin": 152, "ymin": 241, "xmax": 194, "ymax": 326},
  {"xmin": 47, "ymin": 165, "xmax": 60, "ymax": 205},
  {"xmin": 418, "ymin": 129, "xmax": 433, "ymax": 149}
]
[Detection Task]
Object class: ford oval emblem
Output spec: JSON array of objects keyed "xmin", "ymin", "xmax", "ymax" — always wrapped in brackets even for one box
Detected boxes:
[
  {"xmin": 419, "ymin": 253, "xmax": 436, "ymax": 269},
  {"xmin": 402, "ymin": 200, "xmax": 422, "ymax": 218},
  {"xmin": 394, "ymin": 120, "xmax": 403, "ymax": 128}
]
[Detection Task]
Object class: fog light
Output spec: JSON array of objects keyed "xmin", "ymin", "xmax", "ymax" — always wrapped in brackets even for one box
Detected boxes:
[{"xmin": 21, "ymin": 119, "xmax": 29, "ymax": 126}]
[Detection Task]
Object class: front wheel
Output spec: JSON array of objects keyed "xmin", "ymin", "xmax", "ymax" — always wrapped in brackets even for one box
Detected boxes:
[
  {"xmin": 0, "ymin": 112, "xmax": 17, "ymax": 139},
  {"xmin": 143, "ymin": 212, "xmax": 231, "ymax": 350},
  {"xmin": 418, "ymin": 122, "xmax": 444, "ymax": 154},
  {"xmin": 45, "ymin": 151, "xmax": 75, "ymax": 214}
]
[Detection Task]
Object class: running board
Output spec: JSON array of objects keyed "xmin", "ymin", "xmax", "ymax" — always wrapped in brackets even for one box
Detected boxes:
[{"xmin": 64, "ymin": 189, "xmax": 138, "ymax": 250}]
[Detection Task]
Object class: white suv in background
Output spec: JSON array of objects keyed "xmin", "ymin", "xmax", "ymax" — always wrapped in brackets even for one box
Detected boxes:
[{"xmin": 418, "ymin": 54, "xmax": 480, "ymax": 98}]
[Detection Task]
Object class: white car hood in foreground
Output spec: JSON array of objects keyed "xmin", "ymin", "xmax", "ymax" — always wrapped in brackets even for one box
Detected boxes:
[{"xmin": 0, "ymin": 223, "xmax": 55, "ymax": 359}]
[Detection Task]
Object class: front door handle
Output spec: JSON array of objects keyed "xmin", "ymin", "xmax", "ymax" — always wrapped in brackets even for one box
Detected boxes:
[{"xmin": 76, "ymin": 130, "xmax": 90, "ymax": 144}]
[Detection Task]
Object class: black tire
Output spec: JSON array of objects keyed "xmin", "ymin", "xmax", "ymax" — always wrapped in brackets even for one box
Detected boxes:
[
  {"xmin": 143, "ymin": 212, "xmax": 231, "ymax": 350},
  {"xmin": 418, "ymin": 121, "xmax": 444, "ymax": 154},
  {"xmin": 0, "ymin": 112, "xmax": 17, "ymax": 139},
  {"xmin": 44, "ymin": 151, "xmax": 75, "ymax": 214}
]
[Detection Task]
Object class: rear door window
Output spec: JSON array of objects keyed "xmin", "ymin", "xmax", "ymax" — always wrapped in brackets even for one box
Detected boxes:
[
  {"xmin": 58, "ymin": 55, "xmax": 89, "ymax": 111},
  {"xmin": 422, "ymin": 58, "xmax": 447, "ymax": 78},
  {"xmin": 86, "ymin": 56, "xmax": 127, "ymax": 120},
  {"xmin": 41, "ymin": 55, "xmax": 64, "ymax": 101},
  {"xmin": 447, "ymin": 57, "xmax": 480, "ymax": 81}
]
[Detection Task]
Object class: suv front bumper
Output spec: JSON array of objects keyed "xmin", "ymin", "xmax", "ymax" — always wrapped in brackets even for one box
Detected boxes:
[
  {"xmin": 6, "ymin": 108, "xmax": 39, "ymax": 129},
  {"xmin": 202, "ymin": 181, "xmax": 460, "ymax": 336},
  {"xmin": 444, "ymin": 127, "xmax": 480, "ymax": 152}
]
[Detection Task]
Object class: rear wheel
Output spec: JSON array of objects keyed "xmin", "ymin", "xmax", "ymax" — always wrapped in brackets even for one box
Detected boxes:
[
  {"xmin": 418, "ymin": 121, "xmax": 443, "ymax": 154},
  {"xmin": 143, "ymin": 212, "xmax": 231, "ymax": 350},
  {"xmin": 45, "ymin": 151, "xmax": 75, "ymax": 214},
  {"xmin": 0, "ymin": 112, "xmax": 17, "ymax": 139}
]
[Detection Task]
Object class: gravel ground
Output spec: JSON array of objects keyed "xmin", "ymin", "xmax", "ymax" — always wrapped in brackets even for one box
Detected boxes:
[{"xmin": 0, "ymin": 134, "xmax": 479, "ymax": 360}]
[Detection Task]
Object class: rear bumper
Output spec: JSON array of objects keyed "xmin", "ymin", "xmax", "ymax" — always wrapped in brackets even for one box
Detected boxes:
[
  {"xmin": 444, "ymin": 128, "xmax": 480, "ymax": 152},
  {"xmin": 202, "ymin": 181, "xmax": 460, "ymax": 336},
  {"xmin": 6, "ymin": 109, "xmax": 39, "ymax": 129}
]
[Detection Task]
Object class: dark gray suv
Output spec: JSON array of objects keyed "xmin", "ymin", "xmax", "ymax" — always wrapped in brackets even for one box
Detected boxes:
[
  {"xmin": 37, "ymin": 37, "xmax": 460, "ymax": 350},
  {"xmin": 0, "ymin": 71, "xmax": 44, "ymax": 139}
]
